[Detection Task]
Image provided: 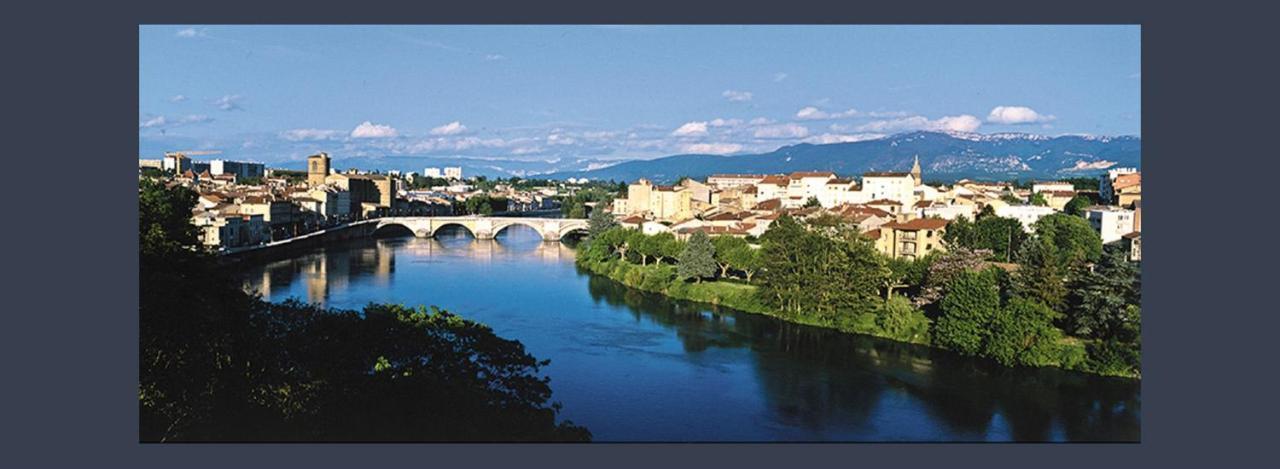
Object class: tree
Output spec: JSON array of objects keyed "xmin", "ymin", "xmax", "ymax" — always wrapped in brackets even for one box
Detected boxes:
[
  {"xmin": 1029, "ymin": 192, "xmax": 1049, "ymax": 206},
  {"xmin": 1063, "ymin": 195, "xmax": 1092, "ymax": 216},
  {"xmin": 803, "ymin": 196, "xmax": 821, "ymax": 208},
  {"xmin": 1068, "ymin": 243, "xmax": 1141, "ymax": 341},
  {"xmin": 650, "ymin": 232, "xmax": 681, "ymax": 265},
  {"xmin": 943, "ymin": 215, "xmax": 1027, "ymax": 262},
  {"xmin": 1012, "ymin": 237, "xmax": 1069, "ymax": 311},
  {"xmin": 586, "ymin": 206, "xmax": 618, "ymax": 239},
  {"xmin": 934, "ymin": 269, "xmax": 1001, "ymax": 356},
  {"xmin": 757, "ymin": 216, "xmax": 887, "ymax": 319},
  {"xmin": 917, "ymin": 247, "xmax": 990, "ymax": 306},
  {"xmin": 1032, "ymin": 213, "xmax": 1103, "ymax": 266},
  {"xmin": 986, "ymin": 297, "xmax": 1064, "ymax": 367},
  {"xmin": 875, "ymin": 295, "xmax": 931, "ymax": 343},
  {"xmin": 730, "ymin": 245, "xmax": 764, "ymax": 283},
  {"xmin": 712, "ymin": 235, "xmax": 749, "ymax": 278},
  {"xmin": 677, "ymin": 231, "xmax": 717, "ymax": 283}
]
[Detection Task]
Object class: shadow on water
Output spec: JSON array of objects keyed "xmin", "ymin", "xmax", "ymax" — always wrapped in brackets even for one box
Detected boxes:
[
  {"xmin": 581, "ymin": 273, "xmax": 1140, "ymax": 442},
  {"xmin": 239, "ymin": 226, "xmax": 1139, "ymax": 441}
]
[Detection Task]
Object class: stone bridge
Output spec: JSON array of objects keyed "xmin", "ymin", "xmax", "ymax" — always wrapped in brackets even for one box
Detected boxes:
[{"xmin": 372, "ymin": 216, "xmax": 590, "ymax": 241}]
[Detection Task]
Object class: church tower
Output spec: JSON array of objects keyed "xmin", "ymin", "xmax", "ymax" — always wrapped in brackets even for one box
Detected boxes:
[
  {"xmin": 307, "ymin": 152, "xmax": 331, "ymax": 186},
  {"xmin": 910, "ymin": 154, "xmax": 922, "ymax": 186}
]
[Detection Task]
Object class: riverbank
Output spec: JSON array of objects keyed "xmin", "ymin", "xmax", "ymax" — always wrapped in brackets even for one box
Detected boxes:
[{"xmin": 576, "ymin": 255, "xmax": 1139, "ymax": 379}]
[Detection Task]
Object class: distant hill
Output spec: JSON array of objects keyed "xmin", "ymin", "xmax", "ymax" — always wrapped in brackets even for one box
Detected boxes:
[
  {"xmin": 271, "ymin": 155, "xmax": 618, "ymax": 179},
  {"xmin": 541, "ymin": 131, "xmax": 1141, "ymax": 183}
]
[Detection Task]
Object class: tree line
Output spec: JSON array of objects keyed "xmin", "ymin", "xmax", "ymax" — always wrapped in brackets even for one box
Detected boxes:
[{"xmin": 576, "ymin": 206, "xmax": 1141, "ymax": 377}]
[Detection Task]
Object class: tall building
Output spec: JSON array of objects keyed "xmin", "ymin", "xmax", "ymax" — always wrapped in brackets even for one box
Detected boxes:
[
  {"xmin": 307, "ymin": 153, "xmax": 331, "ymax": 186},
  {"xmin": 910, "ymin": 155, "xmax": 922, "ymax": 186},
  {"xmin": 861, "ymin": 171, "xmax": 917, "ymax": 207},
  {"xmin": 444, "ymin": 166, "xmax": 463, "ymax": 180},
  {"xmin": 423, "ymin": 167, "xmax": 443, "ymax": 178},
  {"xmin": 210, "ymin": 159, "xmax": 265, "ymax": 180}
]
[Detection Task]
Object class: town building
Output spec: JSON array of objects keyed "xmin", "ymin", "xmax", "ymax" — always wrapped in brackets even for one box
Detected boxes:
[
  {"xmin": 616, "ymin": 178, "xmax": 694, "ymax": 222},
  {"xmin": 1100, "ymin": 168, "xmax": 1140, "ymax": 205},
  {"xmin": 444, "ymin": 167, "xmax": 463, "ymax": 180},
  {"xmin": 1032, "ymin": 181, "xmax": 1075, "ymax": 194},
  {"xmin": 423, "ymin": 167, "xmax": 443, "ymax": 178},
  {"xmin": 861, "ymin": 171, "xmax": 917, "ymax": 208},
  {"xmin": 871, "ymin": 218, "xmax": 949, "ymax": 260},
  {"xmin": 210, "ymin": 159, "xmax": 265, "ymax": 181},
  {"xmin": 707, "ymin": 174, "xmax": 768, "ymax": 189},
  {"xmin": 1085, "ymin": 206, "xmax": 1137, "ymax": 244},
  {"xmin": 307, "ymin": 153, "xmax": 332, "ymax": 186}
]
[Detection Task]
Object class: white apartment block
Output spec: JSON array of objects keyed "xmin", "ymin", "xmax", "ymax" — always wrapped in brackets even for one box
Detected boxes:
[
  {"xmin": 1085, "ymin": 206, "xmax": 1136, "ymax": 244},
  {"xmin": 861, "ymin": 172, "xmax": 917, "ymax": 207},
  {"xmin": 423, "ymin": 167, "xmax": 443, "ymax": 178},
  {"xmin": 444, "ymin": 167, "xmax": 463, "ymax": 179}
]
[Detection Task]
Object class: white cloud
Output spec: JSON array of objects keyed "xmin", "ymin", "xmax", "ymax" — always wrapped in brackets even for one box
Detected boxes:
[
  {"xmin": 175, "ymin": 28, "xmax": 206, "ymax": 38},
  {"xmin": 350, "ymin": 121, "xmax": 399, "ymax": 138},
  {"xmin": 213, "ymin": 94, "xmax": 243, "ymax": 111},
  {"xmin": 430, "ymin": 121, "xmax": 467, "ymax": 136},
  {"xmin": 773, "ymin": 72, "xmax": 788, "ymax": 82},
  {"xmin": 169, "ymin": 94, "xmax": 187, "ymax": 103},
  {"xmin": 856, "ymin": 114, "xmax": 982, "ymax": 133},
  {"xmin": 722, "ymin": 90, "xmax": 753, "ymax": 102},
  {"xmin": 749, "ymin": 117, "xmax": 773, "ymax": 126},
  {"xmin": 683, "ymin": 143, "xmax": 742, "ymax": 155},
  {"xmin": 802, "ymin": 133, "xmax": 886, "ymax": 144},
  {"xmin": 795, "ymin": 106, "xmax": 859, "ymax": 120},
  {"xmin": 986, "ymin": 106, "xmax": 1055, "ymax": 125},
  {"xmin": 138, "ymin": 114, "xmax": 213, "ymax": 130},
  {"xmin": 280, "ymin": 128, "xmax": 343, "ymax": 141},
  {"xmin": 709, "ymin": 118, "xmax": 743, "ymax": 127},
  {"xmin": 671, "ymin": 121, "xmax": 709, "ymax": 137},
  {"xmin": 754, "ymin": 123, "xmax": 810, "ymax": 139},
  {"xmin": 485, "ymin": 54, "xmax": 506, "ymax": 61}
]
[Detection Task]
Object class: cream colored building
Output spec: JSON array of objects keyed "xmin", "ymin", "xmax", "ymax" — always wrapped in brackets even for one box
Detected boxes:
[
  {"xmin": 870, "ymin": 218, "xmax": 949, "ymax": 260},
  {"xmin": 618, "ymin": 179, "xmax": 693, "ymax": 222},
  {"xmin": 861, "ymin": 171, "xmax": 917, "ymax": 208}
]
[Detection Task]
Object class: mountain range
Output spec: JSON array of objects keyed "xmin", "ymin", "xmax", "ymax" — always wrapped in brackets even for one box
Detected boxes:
[{"xmin": 540, "ymin": 131, "xmax": 1141, "ymax": 183}]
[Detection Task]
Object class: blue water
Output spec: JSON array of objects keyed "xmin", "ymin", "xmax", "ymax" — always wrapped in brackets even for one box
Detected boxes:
[{"xmin": 240, "ymin": 225, "xmax": 1140, "ymax": 442}]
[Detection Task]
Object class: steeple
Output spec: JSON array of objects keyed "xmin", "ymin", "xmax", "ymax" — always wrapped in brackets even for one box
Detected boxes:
[{"xmin": 910, "ymin": 154, "xmax": 922, "ymax": 186}]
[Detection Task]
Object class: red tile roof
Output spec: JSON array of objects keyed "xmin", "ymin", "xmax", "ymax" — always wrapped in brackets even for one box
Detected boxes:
[
  {"xmin": 884, "ymin": 218, "xmax": 950, "ymax": 231},
  {"xmin": 863, "ymin": 171, "xmax": 911, "ymax": 178}
]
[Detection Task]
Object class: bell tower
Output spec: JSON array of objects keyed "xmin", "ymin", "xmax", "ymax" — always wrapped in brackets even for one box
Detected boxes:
[
  {"xmin": 910, "ymin": 154, "xmax": 922, "ymax": 186},
  {"xmin": 307, "ymin": 152, "xmax": 331, "ymax": 186}
]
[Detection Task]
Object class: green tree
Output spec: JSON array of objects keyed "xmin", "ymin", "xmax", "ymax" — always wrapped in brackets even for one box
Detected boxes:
[
  {"xmin": 1063, "ymin": 195, "xmax": 1093, "ymax": 216},
  {"xmin": 986, "ymin": 297, "xmax": 1064, "ymax": 367},
  {"xmin": 1068, "ymin": 243, "xmax": 1142, "ymax": 341},
  {"xmin": 803, "ymin": 196, "xmax": 821, "ymax": 208},
  {"xmin": 934, "ymin": 268, "xmax": 1001, "ymax": 356},
  {"xmin": 757, "ymin": 216, "xmax": 888, "ymax": 320},
  {"xmin": 722, "ymin": 242, "xmax": 763, "ymax": 283},
  {"xmin": 1029, "ymin": 192, "xmax": 1048, "ymax": 206},
  {"xmin": 875, "ymin": 295, "xmax": 931, "ymax": 343},
  {"xmin": 677, "ymin": 231, "xmax": 717, "ymax": 283},
  {"xmin": 944, "ymin": 215, "xmax": 1028, "ymax": 262},
  {"xmin": 586, "ymin": 206, "xmax": 618, "ymax": 239},
  {"xmin": 1012, "ymin": 237, "xmax": 1069, "ymax": 311},
  {"xmin": 1032, "ymin": 213, "xmax": 1103, "ymax": 266},
  {"xmin": 650, "ymin": 232, "xmax": 682, "ymax": 265},
  {"xmin": 712, "ymin": 235, "xmax": 750, "ymax": 278},
  {"xmin": 917, "ymin": 247, "xmax": 990, "ymax": 306}
]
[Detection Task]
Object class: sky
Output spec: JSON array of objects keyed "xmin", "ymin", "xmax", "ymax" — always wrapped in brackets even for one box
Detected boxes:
[{"xmin": 139, "ymin": 25, "xmax": 1140, "ymax": 165}]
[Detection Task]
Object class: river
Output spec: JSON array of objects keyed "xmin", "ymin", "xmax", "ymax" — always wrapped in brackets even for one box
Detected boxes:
[{"xmin": 238, "ymin": 225, "xmax": 1140, "ymax": 442}]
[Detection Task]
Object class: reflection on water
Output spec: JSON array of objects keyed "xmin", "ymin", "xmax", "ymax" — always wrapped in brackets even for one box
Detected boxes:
[{"xmin": 240, "ymin": 224, "xmax": 1140, "ymax": 442}]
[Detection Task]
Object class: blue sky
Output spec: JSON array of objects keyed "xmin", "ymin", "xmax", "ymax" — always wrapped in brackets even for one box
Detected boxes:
[{"xmin": 139, "ymin": 25, "xmax": 1140, "ymax": 165}]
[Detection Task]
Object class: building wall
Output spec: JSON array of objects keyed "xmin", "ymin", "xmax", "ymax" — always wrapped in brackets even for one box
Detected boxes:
[
  {"xmin": 307, "ymin": 154, "xmax": 331, "ymax": 186},
  {"xmin": 862, "ymin": 175, "xmax": 916, "ymax": 207}
]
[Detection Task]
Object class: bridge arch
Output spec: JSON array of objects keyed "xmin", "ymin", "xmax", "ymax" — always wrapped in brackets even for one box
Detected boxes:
[
  {"xmin": 371, "ymin": 222, "xmax": 415, "ymax": 238},
  {"xmin": 429, "ymin": 221, "xmax": 479, "ymax": 239},
  {"xmin": 490, "ymin": 219, "xmax": 548, "ymax": 240}
]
